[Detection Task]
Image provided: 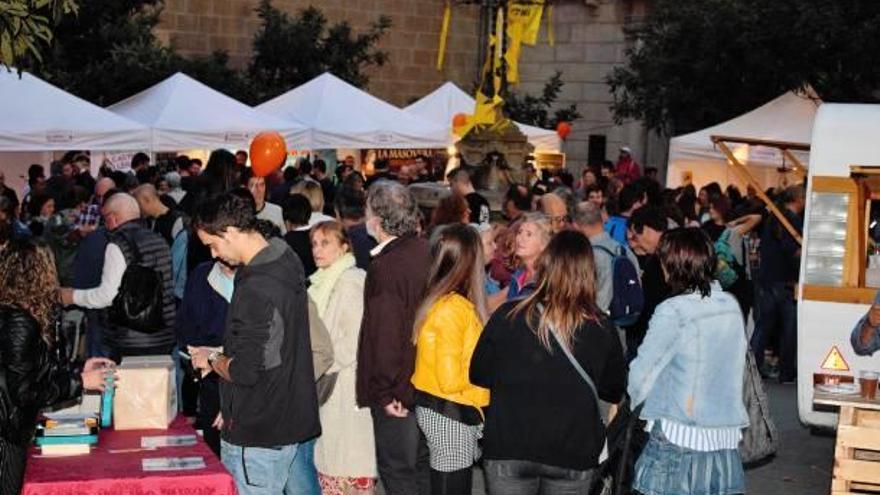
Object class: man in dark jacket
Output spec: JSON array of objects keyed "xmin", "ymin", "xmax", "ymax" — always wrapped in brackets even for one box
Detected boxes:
[
  {"xmin": 755, "ymin": 186, "xmax": 805, "ymax": 383},
  {"xmin": 61, "ymin": 193, "xmax": 176, "ymax": 360},
  {"xmin": 188, "ymin": 192, "xmax": 319, "ymax": 495},
  {"xmin": 356, "ymin": 181, "xmax": 431, "ymax": 495}
]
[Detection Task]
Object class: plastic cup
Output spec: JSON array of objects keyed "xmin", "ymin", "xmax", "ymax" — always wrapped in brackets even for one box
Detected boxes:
[{"xmin": 860, "ymin": 370, "xmax": 879, "ymax": 400}]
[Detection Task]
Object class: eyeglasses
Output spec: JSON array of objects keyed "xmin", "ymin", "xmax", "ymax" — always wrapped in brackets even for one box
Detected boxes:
[{"xmin": 548, "ymin": 215, "xmax": 569, "ymax": 224}]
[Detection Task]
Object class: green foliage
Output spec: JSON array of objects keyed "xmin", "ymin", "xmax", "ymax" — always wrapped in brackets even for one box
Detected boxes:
[
  {"xmin": 0, "ymin": 0, "xmax": 77, "ymax": 67},
  {"xmin": 505, "ymin": 71, "xmax": 582, "ymax": 129},
  {"xmin": 608, "ymin": 0, "xmax": 880, "ymax": 134},
  {"xmin": 247, "ymin": 0, "xmax": 391, "ymax": 103}
]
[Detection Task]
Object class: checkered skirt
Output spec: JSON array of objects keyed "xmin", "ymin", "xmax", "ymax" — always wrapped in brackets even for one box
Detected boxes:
[{"xmin": 415, "ymin": 406, "xmax": 482, "ymax": 472}]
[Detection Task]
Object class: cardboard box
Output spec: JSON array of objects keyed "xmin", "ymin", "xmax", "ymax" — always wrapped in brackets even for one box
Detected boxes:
[{"xmin": 113, "ymin": 355, "xmax": 177, "ymax": 430}]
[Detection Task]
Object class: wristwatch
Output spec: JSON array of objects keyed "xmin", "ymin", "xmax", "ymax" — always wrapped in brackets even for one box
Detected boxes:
[{"xmin": 208, "ymin": 350, "xmax": 223, "ymax": 366}]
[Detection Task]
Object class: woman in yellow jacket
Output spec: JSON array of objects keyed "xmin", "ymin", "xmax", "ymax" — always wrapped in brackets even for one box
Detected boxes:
[{"xmin": 411, "ymin": 223, "xmax": 490, "ymax": 495}]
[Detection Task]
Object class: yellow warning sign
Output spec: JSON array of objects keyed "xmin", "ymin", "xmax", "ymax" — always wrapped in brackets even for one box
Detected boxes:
[{"xmin": 820, "ymin": 346, "xmax": 851, "ymax": 372}]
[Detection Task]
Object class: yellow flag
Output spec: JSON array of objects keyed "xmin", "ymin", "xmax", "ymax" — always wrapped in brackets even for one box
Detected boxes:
[
  {"xmin": 436, "ymin": 2, "xmax": 452, "ymax": 70},
  {"xmin": 455, "ymin": 8, "xmax": 505, "ymax": 137},
  {"xmin": 508, "ymin": 1, "xmax": 544, "ymax": 45},
  {"xmin": 505, "ymin": 1, "xmax": 545, "ymax": 83}
]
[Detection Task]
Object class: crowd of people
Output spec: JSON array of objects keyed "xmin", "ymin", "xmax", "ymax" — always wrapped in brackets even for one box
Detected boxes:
[{"xmin": 0, "ymin": 146, "xmax": 805, "ymax": 495}]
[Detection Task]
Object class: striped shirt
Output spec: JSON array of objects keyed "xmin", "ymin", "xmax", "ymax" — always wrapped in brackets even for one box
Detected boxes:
[{"xmin": 646, "ymin": 419, "xmax": 742, "ymax": 452}]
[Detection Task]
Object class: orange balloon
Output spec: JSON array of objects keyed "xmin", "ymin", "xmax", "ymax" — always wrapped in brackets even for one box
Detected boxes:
[
  {"xmin": 556, "ymin": 121, "xmax": 572, "ymax": 140},
  {"xmin": 249, "ymin": 131, "xmax": 287, "ymax": 177},
  {"xmin": 452, "ymin": 113, "xmax": 468, "ymax": 128}
]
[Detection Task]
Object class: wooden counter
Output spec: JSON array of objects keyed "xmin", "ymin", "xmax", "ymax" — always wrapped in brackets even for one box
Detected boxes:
[{"xmin": 803, "ymin": 285, "xmax": 877, "ymax": 305}]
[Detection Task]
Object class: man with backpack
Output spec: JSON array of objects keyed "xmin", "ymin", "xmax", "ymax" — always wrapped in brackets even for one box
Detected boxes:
[
  {"xmin": 574, "ymin": 201, "xmax": 643, "ymax": 321},
  {"xmin": 60, "ymin": 193, "xmax": 176, "ymax": 360},
  {"xmin": 604, "ymin": 183, "xmax": 645, "ymax": 246}
]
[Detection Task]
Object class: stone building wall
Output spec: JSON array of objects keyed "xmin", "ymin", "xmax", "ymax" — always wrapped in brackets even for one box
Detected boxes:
[
  {"xmin": 515, "ymin": 0, "xmax": 666, "ymax": 174},
  {"xmin": 154, "ymin": 0, "xmax": 482, "ymax": 107},
  {"xmin": 154, "ymin": 0, "xmax": 667, "ymax": 177}
]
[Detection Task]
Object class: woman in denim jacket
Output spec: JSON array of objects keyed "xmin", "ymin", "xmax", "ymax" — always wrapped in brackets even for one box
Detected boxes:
[{"xmin": 628, "ymin": 228, "xmax": 749, "ymax": 495}]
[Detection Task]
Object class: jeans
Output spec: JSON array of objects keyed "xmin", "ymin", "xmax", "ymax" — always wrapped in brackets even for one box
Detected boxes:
[
  {"xmin": 221, "ymin": 439, "xmax": 319, "ymax": 495},
  {"xmin": 288, "ymin": 438, "xmax": 320, "ymax": 495},
  {"xmin": 752, "ymin": 283, "xmax": 797, "ymax": 380},
  {"xmin": 371, "ymin": 407, "xmax": 431, "ymax": 495},
  {"xmin": 484, "ymin": 459, "xmax": 593, "ymax": 495}
]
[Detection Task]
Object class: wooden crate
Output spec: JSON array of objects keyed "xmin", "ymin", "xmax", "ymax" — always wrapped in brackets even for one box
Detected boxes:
[{"xmin": 832, "ymin": 406, "xmax": 880, "ymax": 494}]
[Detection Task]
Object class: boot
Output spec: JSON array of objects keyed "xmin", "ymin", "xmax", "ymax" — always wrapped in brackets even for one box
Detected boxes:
[{"xmin": 430, "ymin": 467, "xmax": 473, "ymax": 495}]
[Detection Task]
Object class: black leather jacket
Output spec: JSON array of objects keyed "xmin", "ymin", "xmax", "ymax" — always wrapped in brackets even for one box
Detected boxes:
[{"xmin": 0, "ymin": 305, "xmax": 82, "ymax": 446}]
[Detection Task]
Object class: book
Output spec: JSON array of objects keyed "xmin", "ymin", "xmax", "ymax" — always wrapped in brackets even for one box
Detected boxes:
[
  {"xmin": 37, "ymin": 425, "xmax": 98, "ymax": 437},
  {"xmin": 142, "ymin": 457, "xmax": 206, "ymax": 471},
  {"xmin": 40, "ymin": 443, "xmax": 91, "ymax": 456},
  {"xmin": 35, "ymin": 434, "xmax": 98, "ymax": 446},
  {"xmin": 141, "ymin": 435, "xmax": 197, "ymax": 448},
  {"xmin": 42, "ymin": 413, "xmax": 98, "ymax": 429}
]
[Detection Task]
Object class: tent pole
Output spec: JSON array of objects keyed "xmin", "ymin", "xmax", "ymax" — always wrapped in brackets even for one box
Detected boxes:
[
  {"xmin": 715, "ymin": 140, "xmax": 803, "ymax": 245},
  {"xmin": 781, "ymin": 148, "xmax": 806, "ymax": 171}
]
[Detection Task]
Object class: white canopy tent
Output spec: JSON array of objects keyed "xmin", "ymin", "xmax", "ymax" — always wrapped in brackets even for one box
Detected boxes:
[
  {"xmin": 0, "ymin": 70, "xmax": 150, "ymax": 193},
  {"xmin": 667, "ymin": 90, "xmax": 820, "ymax": 190},
  {"xmin": 257, "ymin": 72, "xmax": 449, "ymax": 149},
  {"xmin": 404, "ymin": 82, "xmax": 561, "ymax": 152},
  {"xmin": 108, "ymin": 72, "xmax": 308, "ymax": 152}
]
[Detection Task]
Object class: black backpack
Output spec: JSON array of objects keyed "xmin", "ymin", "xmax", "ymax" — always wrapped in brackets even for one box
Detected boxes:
[
  {"xmin": 594, "ymin": 245, "xmax": 644, "ymax": 327},
  {"xmin": 109, "ymin": 233, "xmax": 165, "ymax": 334}
]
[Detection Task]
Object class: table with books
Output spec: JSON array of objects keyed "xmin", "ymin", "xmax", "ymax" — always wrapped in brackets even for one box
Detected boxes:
[{"xmin": 21, "ymin": 415, "xmax": 235, "ymax": 495}]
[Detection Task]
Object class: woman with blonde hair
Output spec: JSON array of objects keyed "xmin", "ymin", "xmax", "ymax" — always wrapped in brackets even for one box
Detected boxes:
[
  {"xmin": 0, "ymin": 240, "xmax": 114, "ymax": 495},
  {"xmin": 506, "ymin": 212, "xmax": 552, "ymax": 300},
  {"xmin": 308, "ymin": 221, "xmax": 376, "ymax": 495},
  {"xmin": 292, "ymin": 180, "xmax": 334, "ymax": 227},
  {"xmin": 471, "ymin": 230, "xmax": 627, "ymax": 494},
  {"xmin": 411, "ymin": 224, "xmax": 490, "ymax": 494}
]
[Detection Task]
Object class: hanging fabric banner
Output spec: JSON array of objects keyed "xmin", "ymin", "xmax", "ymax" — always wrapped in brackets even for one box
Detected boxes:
[
  {"xmin": 436, "ymin": 1, "xmax": 452, "ymax": 70},
  {"xmin": 505, "ymin": 0, "xmax": 544, "ymax": 83}
]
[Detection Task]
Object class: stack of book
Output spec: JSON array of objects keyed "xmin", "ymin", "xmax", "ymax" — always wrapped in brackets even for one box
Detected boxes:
[{"xmin": 35, "ymin": 414, "xmax": 99, "ymax": 456}]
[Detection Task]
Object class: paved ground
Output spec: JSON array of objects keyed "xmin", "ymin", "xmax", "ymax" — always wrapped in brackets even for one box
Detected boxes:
[
  {"xmin": 742, "ymin": 381, "xmax": 834, "ymax": 494},
  {"xmin": 377, "ymin": 379, "xmax": 835, "ymax": 494}
]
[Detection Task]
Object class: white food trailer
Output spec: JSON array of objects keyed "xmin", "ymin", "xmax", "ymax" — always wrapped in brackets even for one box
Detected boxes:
[{"xmin": 798, "ymin": 103, "xmax": 880, "ymax": 427}]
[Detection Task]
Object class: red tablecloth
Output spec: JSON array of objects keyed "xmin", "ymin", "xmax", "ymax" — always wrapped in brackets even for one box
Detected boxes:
[{"xmin": 22, "ymin": 416, "xmax": 236, "ymax": 495}]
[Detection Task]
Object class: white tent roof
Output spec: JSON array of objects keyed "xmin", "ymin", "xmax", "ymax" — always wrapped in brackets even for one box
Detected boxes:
[
  {"xmin": 257, "ymin": 72, "xmax": 449, "ymax": 149},
  {"xmin": 809, "ymin": 104, "xmax": 880, "ymax": 177},
  {"xmin": 404, "ymin": 82, "xmax": 561, "ymax": 151},
  {"xmin": 0, "ymin": 70, "xmax": 150, "ymax": 151},
  {"xmin": 666, "ymin": 90, "xmax": 820, "ymax": 188},
  {"xmin": 108, "ymin": 72, "xmax": 308, "ymax": 151}
]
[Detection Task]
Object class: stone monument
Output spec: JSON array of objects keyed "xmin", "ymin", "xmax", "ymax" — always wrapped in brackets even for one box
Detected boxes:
[{"xmin": 456, "ymin": 117, "xmax": 535, "ymax": 192}]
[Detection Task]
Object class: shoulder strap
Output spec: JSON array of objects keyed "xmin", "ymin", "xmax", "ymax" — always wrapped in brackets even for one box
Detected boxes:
[
  {"xmin": 112, "ymin": 228, "xmax": 143, "ymax": 264},
  {"xmin": 538, "ymin": 304, "xmax": 602, "ymax": 417},
  {"xmin": 593, "ymin": 244, "xmax": 615, "ymax": 258}
]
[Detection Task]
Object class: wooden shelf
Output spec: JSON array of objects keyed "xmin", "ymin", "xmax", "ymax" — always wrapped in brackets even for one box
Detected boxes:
[{"xmin": 802, "ymin": 285, "xmax": 877, "ymax": 305}]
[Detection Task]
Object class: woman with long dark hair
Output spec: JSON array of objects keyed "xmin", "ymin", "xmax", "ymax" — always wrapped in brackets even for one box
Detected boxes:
[
  {"xmin": 0, "ymin": 240, "xmax": 114, "ymax": 495},
  {"xmin": 411, "ymin": 224, "xmax": 490, "ymax": 494},
  {"xmin": 471, "ymin": 230, "xmax": 626, "ymax": 494},
  {"xmin": 628, "ymin": 228, "xmax": 748, "ymax": 495}
]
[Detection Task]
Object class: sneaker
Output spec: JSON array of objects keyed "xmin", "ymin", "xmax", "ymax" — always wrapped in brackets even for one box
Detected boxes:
[
  {"xmin": 779, "ymin": 373, "xmax": 797, "ymax": 384},
  {"xmin": 760, "ymin": 363, "xmax": 780, "ymax": 380}
]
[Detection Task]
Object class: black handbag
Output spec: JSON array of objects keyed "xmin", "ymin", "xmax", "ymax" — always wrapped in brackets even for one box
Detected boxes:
[
  {"xmin": 591, "ymin": 397, "xmax": 648, "ymax": 495},
  {"xmin": 109, "ymin": 234, "xmax": 165, "ymax": 334},
  {"xmin": 315, "ymin": 371, "xmax": 338, "ymax": 406}
]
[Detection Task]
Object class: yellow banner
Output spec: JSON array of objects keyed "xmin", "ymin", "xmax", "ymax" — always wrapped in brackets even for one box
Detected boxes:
[
  {"xmin": 508, "ymin": 1, "xmax": 544, "ymax": 45},
  {"xmin": 436, "ymin": 2, "xmax": 452, "ymax": 70},
  {"xmin": 505, "ymin": 1, "xmax": 545, "ymax": 83}
]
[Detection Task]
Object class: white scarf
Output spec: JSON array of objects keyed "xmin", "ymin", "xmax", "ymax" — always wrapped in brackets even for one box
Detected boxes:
[{"xmin": 308, "ymin": 253, "xmax": 356, "ymax": 318}]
